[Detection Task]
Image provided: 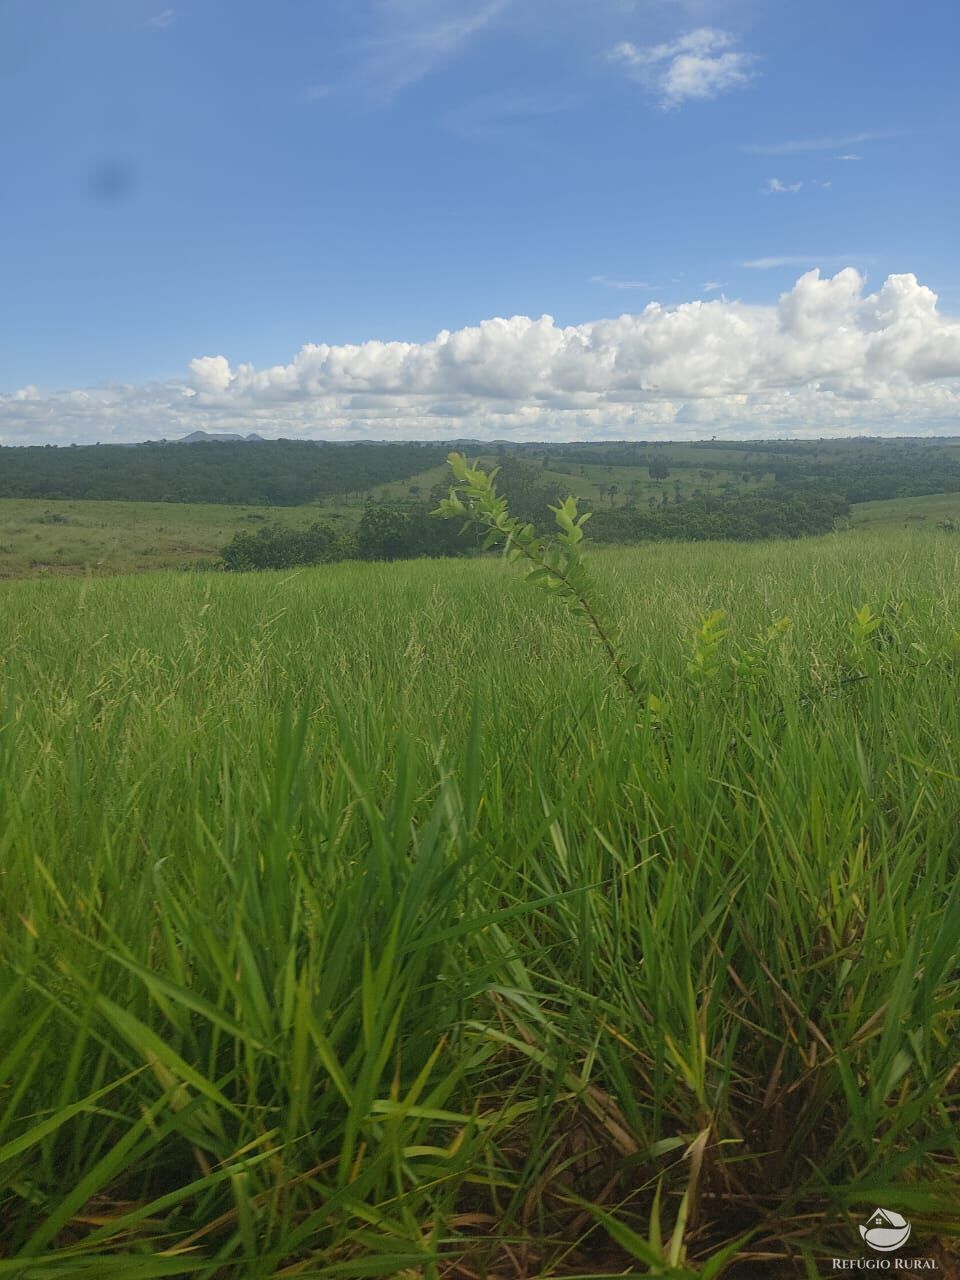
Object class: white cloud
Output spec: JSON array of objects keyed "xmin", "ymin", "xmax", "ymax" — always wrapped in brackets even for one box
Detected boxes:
[
  {"xmin": 741, "ymin": 254, "xmax": 869, "ymax": 270},
  {"xmin": 702, "ymin": 281, "xmax": 726, "ymax": 293},
  {"xmin": 343, "ymin": 0, "xmax": 511, "ymax": 104},
  {"xmin": 147, "ymin": 9, "xmax": 175, "ymax": 29},
  {"xmin": 610, "ymin": 28, "xmax": 755, "ymax": 108},
  {"xmin": 4, "ymin": 272, "xmax": 960, "ymax": 445},
  {"xmin": 837, "ymin": 153, "xmax": 862, "ymax": 161},
  {"xmin": 189, "ymin": 355, "xmax": 232, "ymax": 396},
  {"xmin": 744, "ymin": 130, "xmax": 904, "ymax": 155},
  {"xmin": 764, "ymin": 178, "xmax": 802, "ymax": 194},
  {"xmin": 592, "ymin": 275, "xmax": 656, "ymax": 290}
]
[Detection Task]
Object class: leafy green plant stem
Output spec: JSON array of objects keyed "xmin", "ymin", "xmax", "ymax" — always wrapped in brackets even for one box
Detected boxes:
[{"xmin": 433, "ymin": 453, "xmax": 643, "ymax": 699}]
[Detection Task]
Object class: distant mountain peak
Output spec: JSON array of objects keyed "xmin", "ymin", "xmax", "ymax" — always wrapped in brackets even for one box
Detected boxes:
[{"xmin": 177, "ymin": 430, "xmax": 266, "ymax": 444}]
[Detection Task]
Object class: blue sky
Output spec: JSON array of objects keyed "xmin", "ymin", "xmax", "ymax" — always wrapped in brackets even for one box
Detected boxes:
[{"xmin": 1, "ymin": 0, "xmax": 958, "ymax": 442}]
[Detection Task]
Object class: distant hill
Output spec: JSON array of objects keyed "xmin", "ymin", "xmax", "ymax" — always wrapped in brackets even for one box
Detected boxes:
[{"xmin": 177, "ymin": 431, "xmax": 266, "ymax": 444}]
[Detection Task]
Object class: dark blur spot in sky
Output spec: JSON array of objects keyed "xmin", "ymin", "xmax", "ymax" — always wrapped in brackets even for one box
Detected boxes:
[{"xmin": 88, "ymin": 159, "xmax": 137, "ymax": 204}]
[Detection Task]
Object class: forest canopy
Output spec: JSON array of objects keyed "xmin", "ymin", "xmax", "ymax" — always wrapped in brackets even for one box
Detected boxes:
[{"xmin": 0, "ymin": 440, "xmax": 446, "ymax": 505}]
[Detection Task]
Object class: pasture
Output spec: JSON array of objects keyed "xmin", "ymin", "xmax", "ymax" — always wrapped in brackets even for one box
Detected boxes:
[
  {"xmin": 1, "ymin": 529, "xmax": 959, "ymax": 1275},
  {"xmin": 0, "ymin": 498, "xmax": 346, "ymax": 579},
  {"xmin": 849, "ymin": 492, "xmax": 960, "ymax": 530}
]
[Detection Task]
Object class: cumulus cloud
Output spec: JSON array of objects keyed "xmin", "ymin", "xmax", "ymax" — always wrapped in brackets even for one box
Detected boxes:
[
  {"xmin": 3, "ymin": 271, "xmax": 960, "ymax": 445},
  {"xmin": 610, "ymin": 28, "xmax": 755, "ymax": 108},
  {"xmin": 764, "ymin": 178, "xmax": 803, "ymax": 194},
  {"xmin": 189, "ymin": 355, "xmax": 233, "ymax": 396}
]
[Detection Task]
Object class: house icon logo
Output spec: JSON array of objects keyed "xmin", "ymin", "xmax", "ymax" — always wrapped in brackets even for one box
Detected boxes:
[{"xmin": 860, "ymin": 1208, "xmax": 912, "ymax": 1252}]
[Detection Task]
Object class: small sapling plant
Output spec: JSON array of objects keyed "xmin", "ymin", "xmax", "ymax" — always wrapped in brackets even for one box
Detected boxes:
[
  {"xmin": 685, "ymin": 608, "xmax": 730, "ymax": 687},
  {"xmin": 433, "ymin": 453, "xmax": 648, "ymax": 701}
]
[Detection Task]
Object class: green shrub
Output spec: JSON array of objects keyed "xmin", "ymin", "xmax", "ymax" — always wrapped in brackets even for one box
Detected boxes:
[
  {"xmin": 356, "ymin": 501, "xmax": 470, "ymax": 561},
  {"xmin": 220, "ymin": 520, "xmax": 344, "ymax": 570}
]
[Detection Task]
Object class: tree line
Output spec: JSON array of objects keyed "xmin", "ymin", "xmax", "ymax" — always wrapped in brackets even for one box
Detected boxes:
[
  {"xmin": 585, "ymin": 488, "xmax": 848, "ymax": 542},
  {"xmin": 3, "ymin": 437, "xmax": 959, "ymax": 507},
  {"xmin": 220, "ymin": 477, "xmax": 849, "ymax": 570},
  {"xmin": 220, "ymin": 502, "xmax": 473, "ymax": 570},
  {"xmin": 0, "ymin": 441, "xmax": 446, "ymax": 504}
]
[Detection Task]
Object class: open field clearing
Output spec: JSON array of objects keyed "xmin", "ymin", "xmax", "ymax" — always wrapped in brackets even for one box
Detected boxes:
[
  {"xmin": 530, "ymin": 463, "xmax": 765, "ymax": 509},
  {"xmin": 849, "ymin": 493, "xmax": 960, "ymax": 530},
  {"xmin": 2, "ymin": 530, "xmax": 959, "ymax": 1275},
  {"xmin": 0, "ymin": 499, "xmax": 343, "ymax": 579}
]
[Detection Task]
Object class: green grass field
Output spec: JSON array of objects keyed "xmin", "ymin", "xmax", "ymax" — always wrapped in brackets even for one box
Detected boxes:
[
  {"xmin": 2, "ymin": 527, "xmax": 959, "ymax": 1275},
  {"xmin": 0, "ymin": 498, "xmax": 355, "ymax": 579},
  {"xmin": 849, "ymin": 492, "xmax": 960, "ymax": 529},
  {"xmin": 533, "ymin": 463, "xmax": 766, "ymax": 509}
]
